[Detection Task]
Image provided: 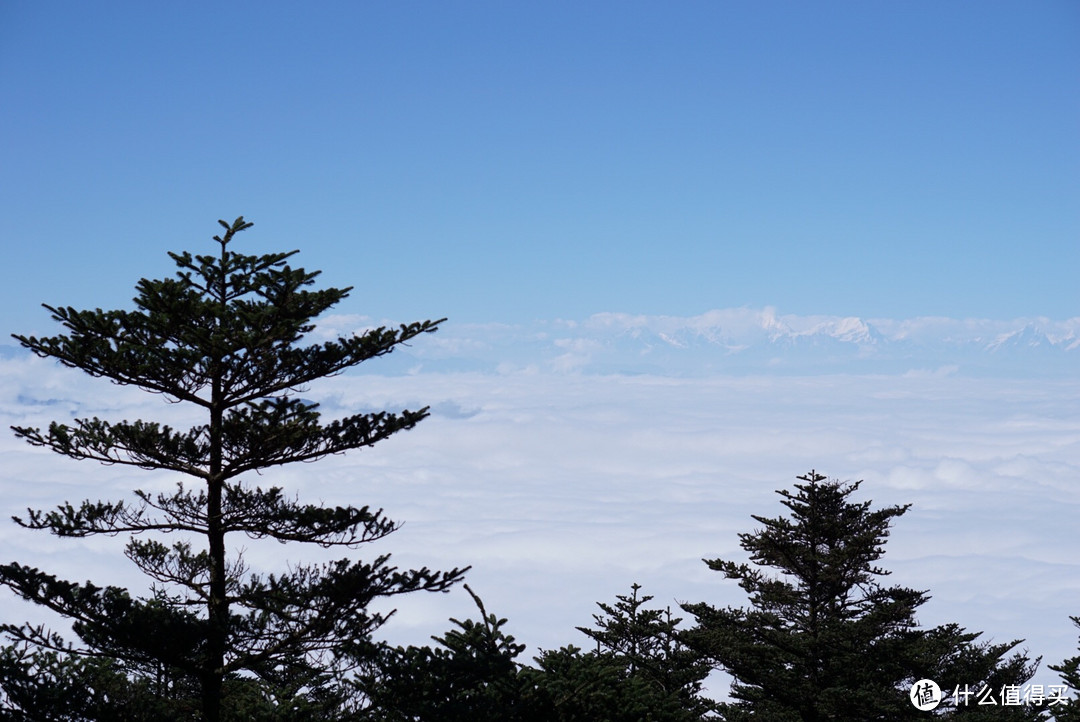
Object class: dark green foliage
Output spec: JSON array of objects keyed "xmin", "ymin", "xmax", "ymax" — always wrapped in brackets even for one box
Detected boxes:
[
  {"xmin": 511, "ymin": 584, "xmax": 716, "ymax": 721},
  {"xmin": 0, "ymin": 642, "xmax": 359, "ymax": 722},
  {"xmin": 362, "ymin": 583, "xmax": 717, "ymax": 722},
  {"xmin": 1048, "ymin": 616, "xmax": 1080, "ymax": 721},
  {"xmin": 565, "ymin": 583, "xmax": 716, "ymax": 721},
  {"xmin": 0, "ymin": 643, "xmax": 198, "ymax": 721},
  {"xmin": 0, "ymin": 218, "xmax": 466, "ymax": 721},
  {"xmin": 682, "ymin": 470, "xmax": 1043, "ymax": 721},
  {"xmin": 362, "ymin": 585, "xmax": 538, "ymax": 722},
  {"xmin": 529, "ymin": 646, "xmax": 647, "ymax": 721},
  {"xmin": 921, "ymin": 626, "xmax": 1046, "ymax": 720}
]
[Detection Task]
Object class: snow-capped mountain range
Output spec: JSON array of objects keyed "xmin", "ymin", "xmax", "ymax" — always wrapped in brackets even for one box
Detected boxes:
[
  {"xmin": 399, "ymin": 308, "xmax": 1080, "ymax": 377},
  {"xmin": 3, "ymin": 309, "xmax": 1077, "ymax": 377}
]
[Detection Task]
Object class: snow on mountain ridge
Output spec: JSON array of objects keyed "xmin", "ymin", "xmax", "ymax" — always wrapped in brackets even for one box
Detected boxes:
[
  {"xmin": 574, "ymin": 310, "xmax": 1078, "ymax": 349},
  {"xmin": 538, "ymin": 311, "xmax": 1079, "ymax": 376},
  {"xmin": 281, "ymin": 311, "xmax": 1080, "ymax": 377},
  {"xmin": 310, "ymin": 310, "xmax": 1078, "ymax": 356},
  {"xmin": 986, "ymin": 322, "xmax": 1078, "ymax": 352},
  {"xmin": 579, "ymin": 309, "xmax": 889, "ymax": 347}
]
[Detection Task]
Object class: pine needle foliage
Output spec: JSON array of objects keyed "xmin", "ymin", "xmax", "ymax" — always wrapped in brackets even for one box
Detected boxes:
[
  {"xmin": 362, "ymin": 584, "xmax": 536, "ymax": 722},
  {"xmin": 1048, "ymin": 616, "xmax": 1080, "ymax": 721},
  {"xmin": 0, "ymin": 218, "xmax": 467, "ymax": 721},
  {"xmin": 682, "ymin": 471, "xmax": 1043, "ymax": 721},
  {"xmin": 564, "ymin": 583, "xmax": 717, "ymax": 721}
]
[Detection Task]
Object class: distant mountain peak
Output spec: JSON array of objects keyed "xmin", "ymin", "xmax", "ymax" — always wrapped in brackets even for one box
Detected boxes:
[{"xmin": 295, "ymin": 310, "xmax": 1080, "ymax": 377}]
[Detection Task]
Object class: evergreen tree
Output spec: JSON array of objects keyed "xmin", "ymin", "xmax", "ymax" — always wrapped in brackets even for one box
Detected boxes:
[
  {"xmin": 681, "ymin": 470, "xmax": 1043, "ymax": 721},
  {"xmin": 1048, "ymin": 616, "xmax": 1080, "ymax": 721},
  {"xmin": 574, "ymin": 583, "xmax": 716, "ymax": 720},
  {"xmin": 0, "ymin": 218, "xmax": 467, "ymax": 721},
  {"xmin": 919, "ymin": 625, "xmax": 1045, "ymax": 720},
  {"xmin": 524, "ymin": 585, "xmax": 716, "ymax": 721},
  {"xmin": 529, "ymin": 645, "xmax": 644, "ymax": 722},
  {"xmin": 362, "ymin": 583, "xmax": 717, "ymax": 721},
  {"xmin": 362, "ymin": 585, "xmax": 540, "ymax": 722}
]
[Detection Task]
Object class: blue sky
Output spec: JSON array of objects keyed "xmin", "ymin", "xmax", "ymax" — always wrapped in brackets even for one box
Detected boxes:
[{"xmin": 1, "ymin": 1, "xmax": 1077, "ymax": 333}]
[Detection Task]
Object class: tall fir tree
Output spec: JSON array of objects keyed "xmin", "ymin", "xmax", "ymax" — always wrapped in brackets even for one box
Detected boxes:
[
  {"xmin": 0, "ymin": 218, "xmax": 467, "ymax": 721},
  {"xmin": 681, "ymin": 470, "xmax": 1043, "ymax": 721}
]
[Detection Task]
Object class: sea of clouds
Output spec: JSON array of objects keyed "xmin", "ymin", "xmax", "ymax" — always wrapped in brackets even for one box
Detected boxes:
[{"xmin": 1, "ymin": 309, "xmax": 1078, "ymax": 695}]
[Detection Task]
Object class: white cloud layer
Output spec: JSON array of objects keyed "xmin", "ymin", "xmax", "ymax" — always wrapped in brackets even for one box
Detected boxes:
[{"xmin": 1, "ymin": 311, "xmax": 1078, "ymax": 695}]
